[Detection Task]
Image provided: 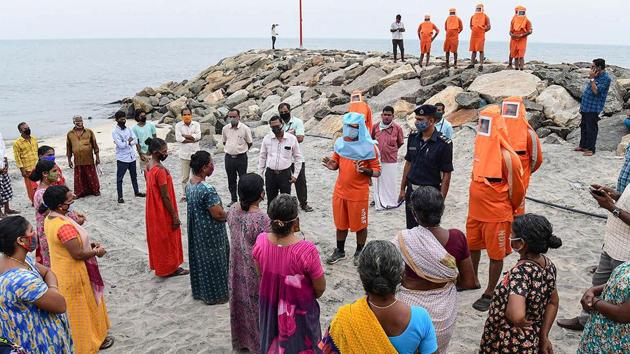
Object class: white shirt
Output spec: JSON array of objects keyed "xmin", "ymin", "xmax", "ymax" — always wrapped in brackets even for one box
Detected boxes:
[
  {"xmin": 175, "ymin": 121, "xmax": 202, "ymax": 160},
  {"xmin": 391, "ymin": 21, "xmax": 405, "ymax": 40},
  {"xmin": 272, "ymin": 27, "xmax": 278, "ymax": 37},
  {"xmin": 0, "ymin": 132, "xmax": 5, "ymax": 170},
  {"xmin": 112, "ymin": 125, "xmax": 137, "ymax": 163},
  {"xmin": 222, "ymin": 122, "xmax": 253, "ymax": 155},
  {"xmin": 258, "ymin": 133, "xmax": 303, "ymax": 178},
  {"xmin": 604, "ymin": 187, "xmax": 630, "ymax": 261}
]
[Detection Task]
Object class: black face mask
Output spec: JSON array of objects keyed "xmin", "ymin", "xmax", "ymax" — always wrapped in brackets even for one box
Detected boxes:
[
  {"xmin": 280, "ymin": 112, "xmax": 291, "ymax": 122},
  {"xmin": 138, "ymin": 116, "xmax": 147, "ymax": 123},
  {"xmin": 117, "ymin": 121, "xmax": 126, "ymax": 129},
  {"xmin": 159, "ymin": 153, "xmax": 168, "ymax": 162},
  {"xmin": 271, "ymin": 126, "xmax": 283, "ymax": 135},
  {"xmin": 22, "ymin": 128, "xmax": 31, "ymax": 136}
]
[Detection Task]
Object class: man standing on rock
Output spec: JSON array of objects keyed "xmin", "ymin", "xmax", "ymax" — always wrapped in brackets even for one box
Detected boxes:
[
  {"xmin": 575, "ymin": 58, "xmax": 612, "ymax": 157},
  {"xmin": 390, "ymin": 14, "xmax": 406, "ymax": 63},
  {"xmin": 398, "ymin": 105, "xmax": 453, "ymax": 229},
  {"xmin": 323, "ymin": 112, "xmax": 381, "ymax": 266},
  {"xmin": 507, "ymin": 6, "xmax": 532, "ymax": 71},
  {"xmin": 443, "ymin": 8, "xmax": 463, "ymax": 69},
  {"xmin": 417, "ymin": 14, "xmax": 439, "ymax": 68},
  {"xmin": 113, "ymin": 111, "xmax": 145, "ymax": 203},
  {"xmin": 175, "ymin": 107, "xmax": 201, "ymax": 200},
  {"xmin": 13, "ymin": 122, "xmax": 39, "ymax": 203},
  {"xmin": 371, "ymin": 106, "xmax": 403, "ymax": 211},
  {"xmin": 258, "ymin": 115, "xmax": 302, "ymax": 205},
  {"xmin": 469, "ymin": 3, "xmax": 491, "ymax": 71},
  {"xmin": 467, "ymin": 106, "xmax": 525, "ymax": 312},
  {"xmin": 279, "ymin": 103, "xmax": 313, "ymax": 212},
  {"xmin": 66, "ymin": 115, "xmax": 101, "ymax": 198},
  {"xmin": 222, "ymin": 108, "xmax": 253, "ymax": 207}
]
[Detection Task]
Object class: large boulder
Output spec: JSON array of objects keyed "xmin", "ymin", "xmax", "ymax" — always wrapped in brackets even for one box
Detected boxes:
[
  {"xmin": 552, "ymin": 69, "xmax": 588, "ymax": 99},
  {"xmin": 535, "ymin": 85, "xmax": 580, "ymax": 128},
  {"xmin": 281, "ymin": 93, "xmax": 302, "ymax": 110},
  {"xmin": 369, "ymin": 79, "xmax": 422, "ymax": 113},
  {"xmin": 343, "ymin": 66, "xmax": 387, "ymax": 94},
  {"xmin": 224, "ymin": 89, "xmax": 249, "ymax": 108},
  {"xmin": 616, "ymin": 134, "xmax": 630, "ymax": 156},
  {"xmin": 136, "ymin": 86, "xmax": 157, "ymax": 97},
  {"xmin": 289, "ymin": 66, "xmax": 322, "ymax": 86},
  {"xmin": 203, "ymin": 70, "xmax": 235, "ymax": 93},
  {"xmin": 418, "ymin": 66, "xmax": 449, "ymax": 86},
  {"xmin": 260, "ymin": 95, "xmax": 282, "ymax": 113},
  {"xmin": 447, "ymin": 109, "xmax": 478, "ymax": 127},
  {"xmin": 293, "ymin": 97, "xmax": 331, "ymax": 120},
  {"xmin": 468, "ymin": 70, "xmax": 543, "ymax": 103},
  {"xmin": 226, "ymin": 78, "xmax": 253, "ymax": 95},
  {"xmin": 603, "ymin": 79, "xmax": 625, "ymax": 116},
  {"xmin": 455, "ymin": 91, "xmax": 481, "ymax": 109},
  {"xmin": 392, "ymin": 100, "xmax": 416, "ymax": 119},
  {"xmin": 307, "ymin": 114, "xmax": 344, "ymax": 138},
  {"xmin": 321, "ymin": 69, "xmax": 346, "ymax": 85},
  {"xmin": 372, "ymin": 64, "xmax": 417, "ymax": 95},
  {"xmin": 567, "ymin": 115, "xmax": 628, "ymax": 151},
  {"xmin": 166, "ymin": 96, "xmax": 189, "ymax": 117},
  {"xmin": 132, "ymin": 96, "xmax": 153, "ymax": 113},
  {"xmin": 424, "ymin": 86, "xmax": 464, "ymax": 115},
  {"xmin": 201, "ymin": 89, "xmax": 224, "ymax": 105}
]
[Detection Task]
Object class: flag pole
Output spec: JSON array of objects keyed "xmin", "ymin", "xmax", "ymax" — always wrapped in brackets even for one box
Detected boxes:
[{"xmin": 299, "ymin": 0, "xmax": 303, "ymax": 48}]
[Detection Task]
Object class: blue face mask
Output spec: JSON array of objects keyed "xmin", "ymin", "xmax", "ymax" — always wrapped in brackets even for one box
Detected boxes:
[
  {"xmin": 42, "ymin": 155, "xmax": 55, "ymax": 162},
  {"xmin": 415, "ymin": 121, "xmax": 429, "ymax": 132},
  {"xmin": 347, "ymin": 127, "xmax": 359, "ymax": 139}
]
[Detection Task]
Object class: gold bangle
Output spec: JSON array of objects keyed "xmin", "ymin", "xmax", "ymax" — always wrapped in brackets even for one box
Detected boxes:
[{"xmin": 48, "ymin": 285, "xmax": 58, "ymax": 289}]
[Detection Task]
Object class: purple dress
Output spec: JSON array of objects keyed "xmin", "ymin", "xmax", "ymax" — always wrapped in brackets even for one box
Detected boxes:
[
  {"xmin": 227, "ymin": 204, "xmax": 270, "ymax": 353},
  {"xmin": 253, "ymin": 233, "xmax": 324, "ymax": 354}
]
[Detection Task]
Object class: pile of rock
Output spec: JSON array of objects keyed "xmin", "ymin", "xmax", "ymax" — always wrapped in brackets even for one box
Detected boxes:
[{"xmin": 117, "ymin": 49, "xmax": 630, "ymax": 153}]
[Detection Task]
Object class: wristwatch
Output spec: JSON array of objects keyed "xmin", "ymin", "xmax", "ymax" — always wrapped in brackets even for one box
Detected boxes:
[
  {"xmin": 590, "ymin": 78, "xmax": 596, "ymax": 82},
  {"xmin": 612, "ymin": 207, "xmax": 622, "ymax": 218}
]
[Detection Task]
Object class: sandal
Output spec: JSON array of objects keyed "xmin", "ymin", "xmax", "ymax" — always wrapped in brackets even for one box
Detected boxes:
[
  {"xmin": 167, "ymin": 267, "xmax": 190, "ymax": 277},
  {"xmin": 4, "ymin": 209, "xmax": 19, "ymax": 215},
  {"xmin": 472, "ymin": 294, "xmax": 493, "ymax": 312},
  {"xmin": 100, "ymin": 336, "xmax": 115, "ymax": 350}
]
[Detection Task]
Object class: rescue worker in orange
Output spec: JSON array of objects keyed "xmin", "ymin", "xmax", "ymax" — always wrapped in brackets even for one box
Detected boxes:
[
  {"xmin": 348, "ymin": 91, "xmax": 373, "ymax": 131},
  {"xmin": 443, "ymin": 8, "xmax": 463, "ymax": 69},
  {"xmin": 508, "ymin": 5, "xmax": 532, "ymax": 70},
  {"xmin": 469, "ymin": 3, "xmax": 491, "ymax": 71},
  {"xmin": 467, "ymin": 105, "xmax": 526, "ymax": 312},
  {"xmin": 502, "ymin": 96, "xmax": 543, "ymax": 215},
  {"xmin": 417, "ymin": 14, "xmax": 439, "ymax": 68}
]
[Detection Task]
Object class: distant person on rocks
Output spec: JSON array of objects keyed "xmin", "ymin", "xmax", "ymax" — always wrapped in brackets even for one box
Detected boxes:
[
  {"xmin": 38, "ymin": 146, "xmax": 65, "ymax": 186},
  {"xmin": 371, "ymin": 106, "xmax": 404, "ymax": 211},
  {"xmin": 13, "ymin": 122, "xmax": 39, "ymax": 203},
  {"xmin": 279, "ymin": 103, "xmax": 313, "ymax": 212},
  {"xmin": 467, "ymin": 105, "xmax": 525, "ymax": 312},
  {"xmin": 222, "ymin": 108, "xmax": 253, "ymax": 207},
  {"xmin": 0, "ymin": 131, "xmax": 18, "ymax": 218},
  {"xmin": 507, "ymin": 5, "xmax": 532, "ymax": 71},
  {"xmin": 112, "ymin": 111, "xmax": 145, "ymax": 203},
  {"xmin": 323, "ymin": 112, "xmax": 381, "ymax": 266},
  {"xmin": 443, "ymin": 8, "xmax": 463, "ymax": 69},
  {"xmin": 434, "ymin": 102, "xmax": 454, "ymax": 139},
  {"xmin": 390, "ymin": 14, "xmax": 406, "ymax": 63},
  {"xmin": 66, "ymin": 115, "xmax": 101, "ymax": 197},
  {"xmin": 557, "ymin": 182, "xmax": 630, "ymax": 331},
  {"xmin": 469, "ymin": 3, "xmax": 491, "ymax": 71},
  {"xmin": 399, "ymin": 104, "xmax": 453, "ymax": 229},
  {"xmin": 258, "ymin": 115, "xmax": 303, "ymax": 205},
  {"xmin": 574, "ymin": 58, "xmax": 612, "ymax": 156},
  {"xmin": 271, "ymin": 24, "xmax": 279, "ymax": 50},
  {"xmin": 131, "ymin": 110, "xmax": 156, "ymax": 174},
  {"xmin": 417, "ymin": 14, "xmax": 439, "ymax": 67},
  {"xmin": 175, "ymin": 107, "xmax": 201, "ymax": 200}
]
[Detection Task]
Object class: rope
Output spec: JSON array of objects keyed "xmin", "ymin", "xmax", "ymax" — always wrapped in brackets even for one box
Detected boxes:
[{"xmin": 525, "ymin": 196, "xmax": 607, "ymax": 219}]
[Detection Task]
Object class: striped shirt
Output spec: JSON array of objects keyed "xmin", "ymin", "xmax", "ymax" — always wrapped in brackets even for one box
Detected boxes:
[{"xmin": 603, "ymin": 187, "xmax": 630, "ymax": 261}]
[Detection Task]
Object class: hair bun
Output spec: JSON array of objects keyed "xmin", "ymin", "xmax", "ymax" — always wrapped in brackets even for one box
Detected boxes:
[
  {"xmin": 547, "ymin": 234, "xmax": 563, "ymax": 249},
  {"xmin": 370, "ymin": 276, "xmax": 392, "ymax": 297}
]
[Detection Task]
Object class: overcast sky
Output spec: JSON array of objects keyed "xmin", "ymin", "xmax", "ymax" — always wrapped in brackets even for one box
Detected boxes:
[{"xmin": 0, "ymin": 0, "xmax": 628, "ymax": 46}]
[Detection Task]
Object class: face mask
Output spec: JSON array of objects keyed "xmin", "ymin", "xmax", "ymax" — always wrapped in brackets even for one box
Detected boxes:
[
  {"xmin": 46, "ymin": 170, "xmax": 59, "ymax": 182},
  {"xmin": 42, "ymin": 155, "xmax": 56, "ymax": 162},
  {"xmin": 23, "ymin": 128, "xmax": 31, "ymax": 136},
  {"xmin": 117, "ymin": 121, "xmax": 126, "ymax": 129},
  {"xmin": 183, "ymin": 115, "xmax": 192, "ymax": 124},
  {"xmin": 415, "ymin": 121, "xmax": 429, "ymax": 132},
  {"xmin": 159, "ymin": 153, "xmax": 168, "ymax": 162},
  {"xmin": 138, "ymin": 116, "xmax": 147, "ymax": 123},
  {"xmin": 229, "ymin": 118, "xmax": 239, "ymax": 126},
  {"xmin": 510, "ymin": 238, "xmax": 524, "ymax": 252},
  {"xmin": 435, "ymin": 112, "xmax": 444, "ymax": 120},
  {"xmin": 271, "ymin": 126, "xmax": 283, "ymax": 135},
  {"xmin": 20, "ymin": 234, "xmax": 38, "ymax": 252},
  {"xmin": 347, "ymin": 127, "xmax": 359, "ymax": 139},
  {"xmin": 280, "ymin": 112, "xmax": 291, "ymax": 122}
]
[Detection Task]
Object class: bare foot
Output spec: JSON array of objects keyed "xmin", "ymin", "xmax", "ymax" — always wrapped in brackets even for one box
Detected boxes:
[
  {"xmin": 583, "ymin": 151, "xmax": 594, "ymax": 156},
  {"xmin": 574, "ymin": 147, "xmax": 585, "ymax": 152},
  {"xmin": 506, "ymin": 65, "xmax": 514, "ymax": 70}
]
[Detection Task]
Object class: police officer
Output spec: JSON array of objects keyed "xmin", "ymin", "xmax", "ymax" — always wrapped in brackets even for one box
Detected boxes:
[{"xmin": 398, "ymin": 104, "xmax": 454, "ymax": 229}]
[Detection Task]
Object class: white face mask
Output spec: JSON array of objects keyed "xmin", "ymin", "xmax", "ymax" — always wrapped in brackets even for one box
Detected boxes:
[{"xmin": 510, "ymin": 237, "xmax": 524, "ymax": 252}]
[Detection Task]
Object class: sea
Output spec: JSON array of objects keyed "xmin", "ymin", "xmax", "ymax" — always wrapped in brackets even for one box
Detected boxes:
[{"xmin": 1, "ymin": 37, "xmax": 629, "ymax": 140}]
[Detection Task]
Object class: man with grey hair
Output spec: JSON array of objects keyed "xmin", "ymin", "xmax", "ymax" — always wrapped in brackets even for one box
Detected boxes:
[{"xmin": 66, "ymin": 115, "xmax": 101, "ymax": 197}]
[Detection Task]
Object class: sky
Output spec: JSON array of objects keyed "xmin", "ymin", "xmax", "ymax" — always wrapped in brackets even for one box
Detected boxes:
[{"xmin": 0, "ymin": 0, "xmax": 628, "ymax": 46}]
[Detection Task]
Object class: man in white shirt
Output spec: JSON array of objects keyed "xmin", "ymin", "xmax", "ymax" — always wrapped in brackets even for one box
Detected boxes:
[
  {"xmin": 112, "ymin": 111, "xmax": 145, "ymax": 203},
  {"xmin": 258, "ymin": 115, "xmax": 303, "ymax": 206},
  {"xmin": 175, "ymin": 107, "xmax": 201, "ymax": 199},
  {"xmin": 390, "ymin": 14, "xmax": 406, "ymax": 63},
  {"xmin": 222, "ymin": 108, "xmax": 253, "ymax": 206}
]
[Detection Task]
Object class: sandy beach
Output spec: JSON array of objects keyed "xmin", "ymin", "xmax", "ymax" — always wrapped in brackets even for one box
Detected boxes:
[{"xmin": 4, "ymin": 119, "xmax": 623, "ymax": 353}]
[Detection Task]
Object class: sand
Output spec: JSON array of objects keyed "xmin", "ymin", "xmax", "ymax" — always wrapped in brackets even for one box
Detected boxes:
[{"xmin": 4, "ymin": 120, "xmax": 623, "ymax": 353}]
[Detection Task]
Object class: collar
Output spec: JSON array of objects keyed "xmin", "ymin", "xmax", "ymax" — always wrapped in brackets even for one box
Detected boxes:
[
  {"xmin": 271, "ymin": 133, "xmax": 285, "ymax": 141},
  {"xmin": 17, "ymin": 135, "xmax": 34, "ymax": 143},
  {"xmin": 423, "ymin": 129, "xmax": 439, "ymax": 142}
]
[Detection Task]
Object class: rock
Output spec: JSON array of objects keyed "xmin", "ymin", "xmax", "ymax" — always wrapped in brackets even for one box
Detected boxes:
[
  {"xmin": 199, "ymin": 134, "xmax": 217, "ymax": 149},
  {"xmin": 202, "ymin": 89, "xmax": 224, "ymax": 105},
  {"xmin": 343, "ymin": 67, "xmax": 387, "ymax": 95},
  {"xmin": 234, "ymin": 99, "xmax": 259, "ymax": 117},
  {"xmin": 136, "ymin": 86, "xmax": 157, "ymax": 97},
  {"xmin": 132, "ymin": 96, "xmax": 154, "ymax": 113},
  {"xmin": 523, "ymin": 99, "xmax": 544, "ymax": 112},
  {"xmin": 392, "ymin": 100, "xmax": 416, "ymax": 119},
  {"xmin": 311, "ymin": 55, "xmax": 325, "ymax": 66},
  {"xmin": 149, "ymin": 96, "xmax": 159, "ymax": 106},
  {"xmin": 261, "ymin": 109, "xmax": 278, "ymax": 123},
  {"xmin": 603, "ymin": 80, "xmax": 625, "ymax": 115},
  {"xmin": 566, "ymin": 115, "xmax": 628, "ymax": 151},
  {"xmin": 226, "ymin": 78, "xmax": 253, "ymax": 95},
  {"xmin": 551, "ymin": 70, "xmax": 587, "ymax": 99},
  {"xmin": 527, "ymin": 111, "xmax": 546, "ymax": 130},
  {"xmin": 166, "ymin": 97, "xmax": 189, "ymax": 117},
  {"xmin": 158, "ymin": 96, "xmax": 172, "ymax": 106},
  {"xmin": 543, "ymin": 133, "xmax": 565, "ymax": 144},
  {"xmin": 253, "ymin": 124, "xmax": 271, "ymax": 138},
  {"xmin": 224, "ymin": 89, "xmax": 249, "ymax": 108},
  {"xmin": 302, "ymin": 88, "xmax": 320, "ymax": 102},
  {"xmin": 468, "ymin": 70, "xmax": 543, "ymax": 103},
  {"xmin": 198, "ymin": 113, "xmax": 217, "ymax": 126},
  {"xmin": 199, "ymin": 122, "xmax": 213, "ymax": 136},
  {"xmin": 321, "ymin": 69, "xmax": 346, "ymax": 85},
  {"xmin": 535, "ymin": 85, "xmax": 581, "ymax": 127},
  {"xmin": 165, "ymin": 127, "xmax": 176, "ymax": 143},
  {"xmin": 307, "ymin": 114, "xmax": 344, "ymax": 138},
  {"xmin": 536, "ymin": 127, "xmax": 552, "ymax": 138},
  {"xmin": 295, "ymin": 97, "xmax": 331, "ymax": 120},
  {"xmin": 260, "ymin": 95, "xmax": 281, "ymax": 113},
  {"xmin": 262, "ymin": 69, "xmax": 282, "ymax": 85},
  {"xmin": 284, "ymin": 86, "xmax": 309, "ymax": 98},
  {"xmin": 447, "ymin": 109, "xmax": 478, "ymax": 127},
  {"xmin": 372, "ymin": 64, "xmax": 417, "ymax": 95},
  {"xmin": 281, "ymin": 93, "xmax": 302, "ymax": 110},
  {"xmin": 344, "ymin": 65, "xmax": 368, "ymax": 81},
  {"xmin": 547, "ymin": 126, "xmax": 572, "ymax": 139},
  {"xmin": 459, "ymin": 69, "xmax": 479, "ymax": 88},
  {"xmin": 418, "ymin": 66, "xmax": 449, "ymax": 86},
  {"xmin": 203, "ymin": 71, "xmax": 234, "ymax": 93},
  {"xmin": 425, "ymin": 86, "xmax": 464, "ymax": 115},
  {"xmin": 370, "ymin": 79, "xmax": 422, "ymax": 113},
  {"xmin": 289, "ymin": 66, "xmax": 321, "ymax": 86},
  {"xmin": 616, "ymin": 134, "xmax": 630, "ymax": 156},
  {"xmin": 455, "ymin": 91, "xmax": 481, "ymax": 109}
]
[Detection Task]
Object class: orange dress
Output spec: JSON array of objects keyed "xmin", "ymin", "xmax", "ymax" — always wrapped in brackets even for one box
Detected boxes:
[
  {"xmin": 469, "ymin": 13, "xmax": 490, "ymax": 52},
  {"xmin": 145, "ymin": 164, "xmax": 183, "ymax": 276},
  {"xmin": 443, "ymin": 16, "xmax": 463, "ymax": 53},
  {"xmin": 509, "ymin": 16, "xmax": 532, "ymax": 58},
  {"xmin": 417, "ymin": 22, "xmax": 438, "ymax": 54}
]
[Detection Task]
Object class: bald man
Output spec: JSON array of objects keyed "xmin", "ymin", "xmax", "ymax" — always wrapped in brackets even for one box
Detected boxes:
[
  {"xmin": 508, "ymin": 6, "xmax": 532, "ymax": 70},
  {"xmin": 469, "ymin": 3, "xmax": 491, "ymax": 71},
  {"xmin": 417, "ymin": 14, "xmax": 439, "ymax": 67},
  {"xmin": 443, "ymin": 8, "xmax": 463, "ymax": 69}
]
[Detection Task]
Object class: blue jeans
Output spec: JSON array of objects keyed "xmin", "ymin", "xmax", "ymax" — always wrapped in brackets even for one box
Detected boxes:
[
  {"xmin": 624, "ymin": 117, "xmax": 630, "ymax": 131},
  {"xmin": 116, "ymin": 160, "xmax": 139, "ymax": 199}
]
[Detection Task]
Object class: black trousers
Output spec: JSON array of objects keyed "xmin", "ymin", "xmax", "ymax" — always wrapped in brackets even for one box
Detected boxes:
[
  {"xmin": 579, "ymin": 112, "xmax": 600, "ymax": 153},
  {"xmin": 272, "ymin": 36, "xmax": 276, "ymax": 49},
  {"xmin": 404, "ymin": 183, "xmax": 441, "ymax": 229},
  {"xmin": 265, "ymin": 168, "xmax": 292, "ymax": 206},
  {"xmin": 225, "ymin": 153, "xmax": 248, "ymax": 202},
  {"xmin": 116, "ymin": 160, "xmax": 139, "ymax": 199},
  {"xmin": 392, "ymin": 39, "xmax": 405, "ymax": 61},
  {"xmin": 291, "ymin": 162, "xmax": 308, "ymax": 206}
]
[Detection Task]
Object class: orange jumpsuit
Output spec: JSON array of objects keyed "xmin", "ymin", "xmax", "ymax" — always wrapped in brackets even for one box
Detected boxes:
[
  {"xmin": 469, "ymin": 10, "xmax": 490, "ymax": 52},
  {"xmin": 348, "ymin": 101, "xmax": 373, "ymax": 133},
  {"xmin": 466, "ymin": 106, "xmax": 525, "ymax": 261},
  {"xmin": 509, "ymin": 7, "xmax": 532, "ymax": 58},
  {"xmin": 502, "ymin": 96, "xmax": 543, "ymax": 215},
  {"xmin": 443, "ymin": 12, "xmax": 463, "ymax": 53},
  {"xmin": 417, "ymin": 21, "xmax": 439, "ymax": 54}
]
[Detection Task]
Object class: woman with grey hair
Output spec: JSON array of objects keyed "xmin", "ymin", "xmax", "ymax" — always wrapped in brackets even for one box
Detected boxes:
[{"xmin": 320, "ymin": 240, "xmax": 437, "ymax": 354}]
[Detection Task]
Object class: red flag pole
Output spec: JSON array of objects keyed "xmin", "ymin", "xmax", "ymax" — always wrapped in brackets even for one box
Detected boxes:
[{"xmin": 299, "ymin": 0, "xmax": 303, "ymax": 48}]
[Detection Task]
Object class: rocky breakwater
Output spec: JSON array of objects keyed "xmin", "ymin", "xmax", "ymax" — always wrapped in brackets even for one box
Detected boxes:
[{"xmin": 117, "ymin": 49, "xmax": 630, "ymax": 154}]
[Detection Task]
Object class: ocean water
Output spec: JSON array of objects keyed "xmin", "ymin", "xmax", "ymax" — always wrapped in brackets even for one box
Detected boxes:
[{"xmin": 1, "ymin": 37, "xmax": 628, "ymax": 140}]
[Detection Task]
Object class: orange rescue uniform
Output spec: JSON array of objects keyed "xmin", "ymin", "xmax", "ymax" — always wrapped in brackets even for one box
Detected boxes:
[
  {"xmin": 469, "ymin": 10, "xmax": 490, "ymax": 52},
  {"xmin": 466, "ymin": 106, "xmax": 525, "ymax": 260},
  {"xmin": 348, "ymin": 101, "xmax": 373, "ymax": 133},
  {"xmin": 509, "ymin": 6, "xmax": 532, "ymax": 58},
  {"xmin": 418, "ymin": 21, "xmax": 439, "ymax": 54},
  {"xmin": 444, "ymin": 12, "xmax": 463, "ymax": 53}
]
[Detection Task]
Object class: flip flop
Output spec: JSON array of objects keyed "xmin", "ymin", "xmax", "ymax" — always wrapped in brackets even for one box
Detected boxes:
[
  {"xmin": 472, "ymin": 294, "xmax": 493, "ymax": 312},
  {"xmin": 5, "ymin": 210, "xmax": 20, "ymax": 215},
  {"xmin": 167, "ymin": 267, "xmax": 190, "ymax": 277},
  {"xmin": 100, "ymin": 336, "xmax": 115, "ymax": 350}
]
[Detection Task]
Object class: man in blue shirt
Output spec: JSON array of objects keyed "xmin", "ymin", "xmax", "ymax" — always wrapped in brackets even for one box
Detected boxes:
[
  {"xmin": 575, "ymin": 58, "xmax": 612, "ymax": 156},
  {"xmin": 112, "ymin": 111, "xmax": 145, "ymax": 203},
  {"xmin": 434, "ymin": 102, "xmax": 454, "ymax": 139}
]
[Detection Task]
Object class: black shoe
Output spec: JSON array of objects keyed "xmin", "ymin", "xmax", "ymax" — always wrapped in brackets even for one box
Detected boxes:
[
  {"xmin": 135, "ymin": 192, "xmax": 146, "ymax": 198},
  {"xmin": 370, "ymin": 201, "xmax": 375, "ymax": 207},
  {"xmin": 301, "ymin": 204, "xmax": 314, "ymax": 212},
  {"xmin": 117, "ymin": 198, "xmax": 125, "ymax": 204},
  {"xmin": 556, "ymin": 316, "xmax": 586, "ymax": 331},
  {"xmin": 472, "ymin": 294, "xmax": 493, "ymax": 312},
  {"xmin": 326, "ymin": 248, "xmax": 346, "ymax": 265}
]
